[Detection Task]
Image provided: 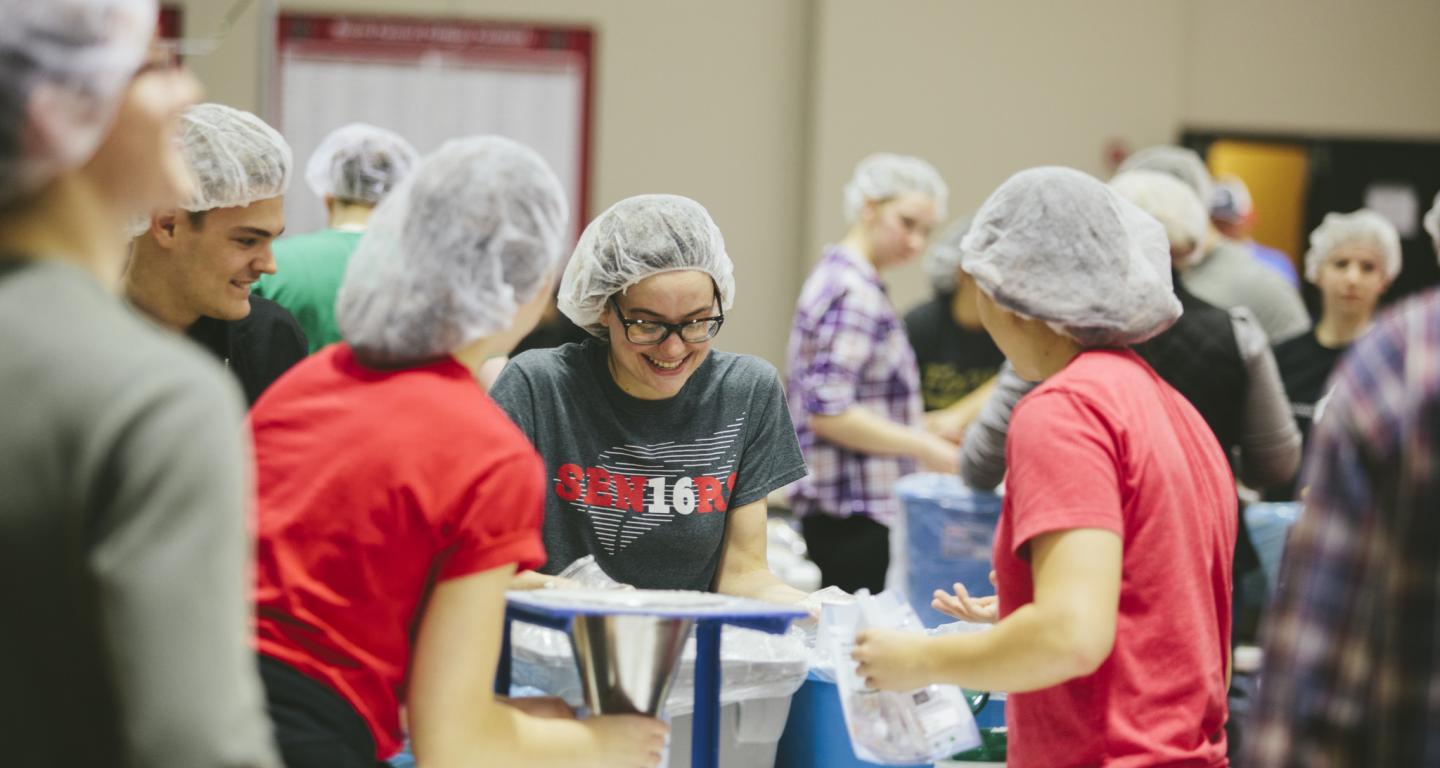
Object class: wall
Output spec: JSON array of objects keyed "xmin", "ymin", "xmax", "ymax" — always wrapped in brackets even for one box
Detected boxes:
[{"xmin": 174, "ymin": 0, "xmax": 1440, "ymax": 368}]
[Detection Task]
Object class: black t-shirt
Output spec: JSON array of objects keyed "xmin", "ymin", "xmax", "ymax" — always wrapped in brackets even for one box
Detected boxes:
[
  {"xmin": 1267, "ymin": 331, "xmax": 1347, "ymax": 500},
  {"xmin": 187, "ymin": 295, "xmax": 308, "ymax": 406},
  {"xmin": 903, "ymin": 294, "xmax": 1005, "ymax": 411}
]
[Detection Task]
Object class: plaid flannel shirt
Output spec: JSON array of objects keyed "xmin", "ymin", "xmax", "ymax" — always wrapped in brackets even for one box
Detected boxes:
[
  {"xmin": 785, "ymin": 246, "xmax": 922, "ymax": 525},
  {"xmin": 1246, "ymin": 289, "xmax": 1440, "ymax": 767}
]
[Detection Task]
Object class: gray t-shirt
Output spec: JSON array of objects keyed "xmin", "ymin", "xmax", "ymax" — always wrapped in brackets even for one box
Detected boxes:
[
  {"xmin": 491, "ymin": 339, "xmax": 807, "ymax": 591},
  {"xmin": 0, "ymin": 260, "xmax": 278, "ymax": 767}
]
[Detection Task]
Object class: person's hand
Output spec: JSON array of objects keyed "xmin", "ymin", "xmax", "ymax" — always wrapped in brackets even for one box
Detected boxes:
[
  {"xmin": 932, "ymin": 573, "xmax": 999, "ymax": 624},
  {"xmin": 922, "ymin": 410, "xmax": 966, "ymax": 443},
  {"xmin": 915, "ymin": 432, "xmax": 960, "ymax": 474},
  {"xmin": 852, "ymin": 629, "xmax": 934, "ymax": 691},
  {"xmin": 582, "ymin": 714, "xmax": 669, "ymax": 768},
  {"xmin": 502, "ymin": 694, "xmax": 575, "ymax": 719}
]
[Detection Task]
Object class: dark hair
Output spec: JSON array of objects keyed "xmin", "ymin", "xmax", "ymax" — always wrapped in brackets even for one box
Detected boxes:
[{"xmin": 186, "ymin": 209, "xmax": 207, "ymax": 230}]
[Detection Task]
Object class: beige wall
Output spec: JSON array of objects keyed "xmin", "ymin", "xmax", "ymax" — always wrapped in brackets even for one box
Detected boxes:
[{"xmin": 173, "ymin": 0, "xmax": 1440, "ymax": 369}]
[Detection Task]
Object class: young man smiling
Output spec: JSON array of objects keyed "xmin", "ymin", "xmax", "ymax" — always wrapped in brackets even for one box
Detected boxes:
[{"xmin": 126, "ymin": 102, "xmax": 307, "ymax": 405}]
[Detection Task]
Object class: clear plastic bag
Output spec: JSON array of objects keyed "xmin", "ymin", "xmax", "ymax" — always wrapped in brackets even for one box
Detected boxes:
[{"xmin": 822, "ymin": 591, "xmax": 981, "ymax": 764}]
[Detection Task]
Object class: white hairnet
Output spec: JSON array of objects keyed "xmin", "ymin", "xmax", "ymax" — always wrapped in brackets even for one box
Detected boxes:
[
  {"xmin": 558, "ymin": 194, "xmax": 735, "ymax": 337},
  {"xmin": 923, "ymin": 216, "xmax": 972, "ymax": 294},
  {"xmin": 0, "ymin": 0, "xmax": 156, "ymax": 205},
  {"xmin": 304, "ymin": 123, "xmax": 418, "ymax": 205},
  {"xmin": 178, "ymin": 103, "xmax": 292, "ymax": 212},
  {"xmin": 1109, "ymin": 169, "xmax": 1209, "ymax": 257},
  {"xmin": 336, "ymin": 136, "xmax": 568, "ymax": 366},
  {"xmin": 1303, "ymin": 209, "xmax": 1402, "ymax": 283},
  {"xmin": 1116, "ymin": 146, "xmax": 1213, "ymax": 216},
  {"xmin": 843, "ymin": 153, "xmax": 949, "ymax": 223},
  {"xmin": 960, "ymin": 166, "xmax": 1181, "ymax": 348},
  {"xmin": 1424, "ymin": 191, "xmax": 1439, "ymax": 254}
]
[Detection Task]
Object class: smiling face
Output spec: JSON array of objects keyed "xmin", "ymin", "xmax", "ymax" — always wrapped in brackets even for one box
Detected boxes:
[
  {"xmin": 1314, "ymin": 242, "xmax": 1391, "ymax": 322},
  {"xmin": 860, "ymin": 192, "xmax": 939, "ymax": 269},
  {"xmin": 163, "ymin": 196, "xmax": 286, "ymax": 321},
  {"xmin": 601, "ymin": 270, "xmax": 721, "ymax": 400}
]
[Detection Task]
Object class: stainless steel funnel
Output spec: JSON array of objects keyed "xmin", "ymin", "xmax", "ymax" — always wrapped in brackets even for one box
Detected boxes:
[{"xmin": 569, "ymin": 614, "xmax": 694, "ymax": 716}]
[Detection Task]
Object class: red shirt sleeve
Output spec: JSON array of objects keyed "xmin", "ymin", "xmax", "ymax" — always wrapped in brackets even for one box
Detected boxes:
[
  {"xmin": 436, "ymin": 448, "xmax": 548, "ymax": 581},
  {"xmin": 1004, "ymin": 389, "xmax": 1125, "ymax": 557}
]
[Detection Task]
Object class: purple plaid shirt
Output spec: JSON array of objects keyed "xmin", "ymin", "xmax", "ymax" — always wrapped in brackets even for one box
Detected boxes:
[
  {"xmin": 1246, "ymin": 289, "xmax": 1440, "ymax": 767},
  {"xmin": 785, "ymin": 246, "xmax": 922, "ymax": 525}
]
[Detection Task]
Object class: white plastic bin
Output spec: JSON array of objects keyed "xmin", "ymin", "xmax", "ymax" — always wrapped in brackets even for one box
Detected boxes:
[{"xmin": 666, "ymin": 695, "xmax": 795, "ymax": 768}]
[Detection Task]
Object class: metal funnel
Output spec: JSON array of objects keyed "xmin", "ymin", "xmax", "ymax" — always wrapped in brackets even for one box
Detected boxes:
[{"xmin": 569, "ymin": 614, "xmax": 694, "ymax": 716}]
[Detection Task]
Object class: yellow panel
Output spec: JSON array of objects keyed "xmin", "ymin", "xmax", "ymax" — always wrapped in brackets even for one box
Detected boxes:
[{"xmin": 1208, "ymin": 141, "xmax": 1311, "ymax": 270}]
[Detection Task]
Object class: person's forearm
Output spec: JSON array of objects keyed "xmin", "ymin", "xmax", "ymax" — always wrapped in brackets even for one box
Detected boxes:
[
  {"xmin": 715, "ymin": 563, "xmax": 808, "ymax": 604},
  {"xmin": 936, "ymin": 377, "xmax": 998, "ymax": 424},
  {"xmin": 810, "ymin": 407, "xmax": 928, "ymax": 457},
  {"xmin": 919, "ymin": 602, "xmax": 1108, "ymax": 693},
  {"xmin": 420, "ymin": 700, "xmax": 596, "ymax": 768}
]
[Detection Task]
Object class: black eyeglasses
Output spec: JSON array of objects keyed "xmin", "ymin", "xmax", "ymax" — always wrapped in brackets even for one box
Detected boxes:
[{"xmin": 609, "ymin": 296, "xmax": 725, "ymax": 345}]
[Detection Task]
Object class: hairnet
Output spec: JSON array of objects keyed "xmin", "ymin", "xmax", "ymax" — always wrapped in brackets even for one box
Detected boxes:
[
  {"xmin": 1116, "ymin": 145, "xmax": 1213, "ymax": 216},
  {"xmin": 178, "ymin": 103, "xmax": 292, "ymax": 212},
  {"xmin": 304, "ymin": 123, "xmax": 418, "ymax": 205},
  {"xmin": 1209, "ymin": 174, "xmax": 1254, "ymax": 223},
  {"xmin": 558, "ymin": 194, "xmax": 735, "ymax": 337},
  {"xmin": 336, "ymin": 135, "xmax": 569, "ymax": 366},
  {"xmin": 1303, "ymin": 209, "xmax": 1402, "ymax": 283},
  {"xmin": 960, "ymin": 166, "xmax": 1181, "ymax": 348},
  {"xmin": 842, "ymin": 153, "xmax": 948, "ymax": 223},
  {"xmin": 923, "ymin": 216, "xmax": 972, "ymax": 294},
  {"xmin": 1424, "ymin": 191, "xmax": 1439, "ymax": 253},
  {"xmin": 0, "ymin": 0, "xmax": 156, "ymax": 205},
  {"xmin": 1109, "ymin": 169, "xmax": 1209, "ymax": 257}
]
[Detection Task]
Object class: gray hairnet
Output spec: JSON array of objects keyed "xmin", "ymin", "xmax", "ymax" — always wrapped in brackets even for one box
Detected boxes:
[
  {"xmin": 0, "ymin": 0, "xmax": 155, "ymax": 205},
  {"xmin": 923, "ymin": 216, "xmax": 972, "ymax": 294},
  {"xmin": 1109, "ymin": 169, "xmax": 1209, "ymax": 257},
  {"xmin": 178, "ymin": 103, "xmax": 292, "ymax": 212},
  {"xmin": 960, "ymin": 166, "xmax": 1181, "ymax": 348},
  {"xmin": 1303, "ymin": 209, "xmax": 1401, "ymax": 283},
  {"xmin": 1116, "ymin": 146, "xmax": 1213, "ymax": 216},
  {"xmin": 336, "ymin": 136, "xmax": 569, "ymax": 366},
  {"xmin": 843, "ymin": 153, "xmax": 949, "ymax": 223},
  {"xmin": 304, "ymin": 123, "xmax": 418, "ymax": 205},
  {"xmin": 558, "ymin": 194, "xmax": 735, "ymax": 337}
]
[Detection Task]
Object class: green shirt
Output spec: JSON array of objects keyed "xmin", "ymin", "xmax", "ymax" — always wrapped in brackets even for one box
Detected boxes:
[{"xmin": 255, "ymin": 228, "xmax": 363, "ymax": 354}]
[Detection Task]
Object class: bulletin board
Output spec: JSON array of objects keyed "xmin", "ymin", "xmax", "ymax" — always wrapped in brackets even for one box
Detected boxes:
[{"xmin": 272, "ymin": 14, "xmax": 594, "ymax": 238}]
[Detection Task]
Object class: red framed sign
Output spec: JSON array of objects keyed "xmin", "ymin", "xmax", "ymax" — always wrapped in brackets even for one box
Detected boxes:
[{"xmin": 274, "ymin": 13, "xmax": 595, "ymax": 239}]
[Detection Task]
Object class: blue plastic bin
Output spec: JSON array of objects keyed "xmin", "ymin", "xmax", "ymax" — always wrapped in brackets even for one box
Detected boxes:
[
  {"xmin": 775, "ymin": 674, "xmax": 933, "ymax": 768},
  {"xmin": 892, "ymin": 474, "xmax": 1002, "ymax": 628},
  {"xmin": 1244, "ymin": 502, "xmax": 1303, "ymax": 597}
]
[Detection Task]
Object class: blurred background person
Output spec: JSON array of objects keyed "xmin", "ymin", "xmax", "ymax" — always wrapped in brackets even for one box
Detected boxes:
[
  {"xmin": 256, "ymin": 122, "xmax": 417, "ymax": 353},
  {"xmin": 1119, "ymin": 145, "xmax": 1311, "ymax": 344},
  {"xmin": 904, "ymin": 216, "xmax": 1005, "ymax": 442},
  {"xmin": 1266, "ymin": 209, "xmax": 1400, "ymax": 500},
  {"xmin": 0, "ymin": 1, "xmax": 280, "ymax": 765},
  {"xmin": 786, "ymin": 152, "xmax": 956, "ymax": 593},
  {"xmin": 126, "ymin": 102, "xmax": 306, "ymax": 405},
  {"xmin": 1210, "ymin": 174, "xmax": 1301, "ymax": 288},
  {"xmin": 251, "ymin": 136, "xmax": 667, "ymax": 768},
  {"xmin": 1245, "ymin": 221, "xmax": 1440, "ymax": 767}
]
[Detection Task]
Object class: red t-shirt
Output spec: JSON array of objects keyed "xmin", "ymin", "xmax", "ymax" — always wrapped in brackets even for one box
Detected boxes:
[
  {"xmin": 995, "ymin": 349, "xmax": 1236, "ymax": 768},
  {"xmin": 250, "ymin": 344, "xmax": 546, "ymax": 759}
]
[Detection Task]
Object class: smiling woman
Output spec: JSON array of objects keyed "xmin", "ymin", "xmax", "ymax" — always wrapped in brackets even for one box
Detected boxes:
[{"xmin": 489, "ymin": 194, "xmax": 811, "ymax": 603}]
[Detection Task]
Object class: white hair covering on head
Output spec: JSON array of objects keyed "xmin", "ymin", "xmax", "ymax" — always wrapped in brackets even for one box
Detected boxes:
[
  {"xmin": 177, "ymin": 103, "xmax": 292, "ymax": 212},
  {"xmin": 558, "ymin": 194, "xmax": 735, "ymax": 337},
  {"xmin": 960, "ymin": 166, "xmax": 1181, "ymax": 347},
  {"xmin": 843, "ymin": 153, "xmax": 948, "ymax": 223},
  {"xmin": 304, "ymin": 123, "xmax": 418, "ymax": 205},
  {"xmin": 1303, "ymin": 209, "xmax": 1402, "ymax": 283},
  {"xmin": 1116, "ymin": 145, "xmax": 1214, "ymax": 218},
  {"xmin": 0, "ymin": 0, "xmax": 156, "ymax": 205},
  {"xmin": 336, "ymin": 135, "xmax": 569, "ymax": 366},
  {"xmin": 1109, "ymin": 169, "xmax": 1209, "ymax": 261}
]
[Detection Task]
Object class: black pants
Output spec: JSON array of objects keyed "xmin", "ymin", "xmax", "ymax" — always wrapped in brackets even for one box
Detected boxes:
[
  {"xmin": 259, "ymin": 655, "xmax": 390, "ymax": 768},
  {"xmin": 801, "ymin": 513, "xmax": 890, "ymax": 593}
]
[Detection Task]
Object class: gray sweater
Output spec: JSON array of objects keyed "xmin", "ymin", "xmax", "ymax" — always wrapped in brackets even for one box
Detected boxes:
[{"xmin": 0, "ymin": 261, "xmax": 279, "ymax": 767}]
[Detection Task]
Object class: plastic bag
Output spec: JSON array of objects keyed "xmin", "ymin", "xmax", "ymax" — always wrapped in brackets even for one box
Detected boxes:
[{"xmin": 822, "ymin": 591, "xmax": 981, "ymax": 764}]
